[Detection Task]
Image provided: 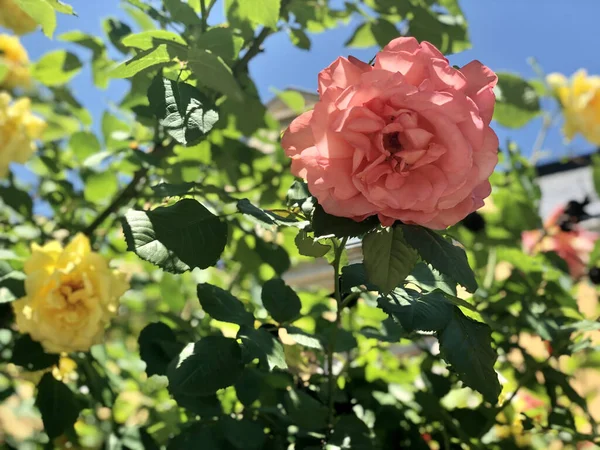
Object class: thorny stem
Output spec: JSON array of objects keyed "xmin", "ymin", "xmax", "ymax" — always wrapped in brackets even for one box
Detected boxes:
[{"xmin": 326, "ymin": 236, "xmax": 349, "ymax": 430}]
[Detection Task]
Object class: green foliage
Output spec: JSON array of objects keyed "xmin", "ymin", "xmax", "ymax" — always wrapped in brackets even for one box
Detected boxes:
[
  {"xmin": 494, "ymin": 72, "xmax": 541, "ymax": 128},
  {"xmin": 148, "ymin": 76, "xmax": 219, "ymax": 146},
  {"xmin": 122, "ymin": 199, "xmax": 228, "ymax": 273},
  {"xmin": 261, "ymin": 278, "xmax": 301, "ymax": 323},
  {"xmin": 2, "ymin": 0, "xmax": 597, "ymax": 448},
  {"xmin": 32, "ymin": 50, "xmax": 82, "ymax": 86},
  {"xmin": 197, "ymin": 283, "xmax": 254, "ymax": 326},
  {"xmin": 401, "ymin": 225, "xmax": 478, "ymax": 292},
  {"xmin": 363, "ymin": 226, "xmax": 419, "ymax": 293},
  {"xmin": 167, "ymin": 336, "xmax": 244, "ymax": 397},
  {"xmin": 35, "ymin": 373, "xmax": 81, "ymax": 438}
]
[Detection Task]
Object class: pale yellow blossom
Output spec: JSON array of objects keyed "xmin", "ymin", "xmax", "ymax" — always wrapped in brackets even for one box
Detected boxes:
[
  {"xmin": 12, "ymin": 233, "xmax": 129, "ymax": 353},
  {"xmin": 0, "ymin": 91, "xmax": 45, "ymax": 176}
]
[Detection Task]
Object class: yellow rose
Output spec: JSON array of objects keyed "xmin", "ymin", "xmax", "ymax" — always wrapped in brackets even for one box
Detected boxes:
[
  {"xmin": 0, "ymin": 34, "xmax": 30, "ymax": 89},
  {"xmin": 12, "ymin": 234, "xmax": 129, "ymax": 353},
  {"xmin": 0, "ymin": 91, "xmax": 45, "ymax": 177},
  {"xmin": 0, "ymin": 0, "xmax": 37, "ymax": 35},
  {"xmin": 547, "ymin": 70, "xmax": 600, "ymax": 145}
]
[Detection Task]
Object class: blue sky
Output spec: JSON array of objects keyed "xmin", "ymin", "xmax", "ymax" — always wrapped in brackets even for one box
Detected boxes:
[{"xmin": 19, "ymin": 0, "xmax": 600, "ymax": 163}]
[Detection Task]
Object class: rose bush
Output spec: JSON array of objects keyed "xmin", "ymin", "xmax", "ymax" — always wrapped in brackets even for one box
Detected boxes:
[
  {"xmin": 0, "ymin": 1, "xmax": 599, "ymax": 449},
  {"xmin": 283, "ymin": 37, "xmax": 499, "ymax": 229}
]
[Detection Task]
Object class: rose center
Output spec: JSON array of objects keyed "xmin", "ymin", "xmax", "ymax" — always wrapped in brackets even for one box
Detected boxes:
[{"xmin": 384, "ymin": 132, "xmax": 402, "ymax": 153}]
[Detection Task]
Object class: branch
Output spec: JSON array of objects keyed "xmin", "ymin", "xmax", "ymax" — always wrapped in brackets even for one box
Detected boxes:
[
  {"xmin": 232, "ymin": 0, "xmax": 291, "ymax": 76},
  {"xmin": 83, "ymin": 168, "xmax": 148, "ymax": 238}
]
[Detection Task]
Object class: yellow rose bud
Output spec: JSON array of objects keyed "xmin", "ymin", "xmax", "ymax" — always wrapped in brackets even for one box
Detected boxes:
[
  {"xmin": 12, "ymin": 233, "xmax": 129, "ymax": 353},
  {"xmin": 0, "ymin": 34, "xmax": 31, "ymax": 89},
  {"xmin": 547, "ymin": 70, "xmax": 600, "ymax": 145},
  {"xmin": 0, "ymin": 0, "xmax": 38, "ymax": 35},
  {"xmin": 0, "ymin": 91, "xmax": 45, "ymax": 177}
]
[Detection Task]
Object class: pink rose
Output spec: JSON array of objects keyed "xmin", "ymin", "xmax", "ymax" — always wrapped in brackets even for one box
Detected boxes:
[
  {"xmin": 282, "ymin": 37, "xmax": 499, "ymax": 229},
  {"xmin": 522, "ymin": 206, "xmax": 598, "ymax": 279}
]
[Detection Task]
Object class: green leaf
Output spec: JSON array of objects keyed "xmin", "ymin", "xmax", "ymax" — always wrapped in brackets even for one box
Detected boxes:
[
  {"xmin": 68, "ymin": 131, "xmax": 101, "ymax": 162},
  {"xmin": 363, "ymin": 226, "xmax": 418, "ymax": 293},
  {"xmin": 283, "ymin": 389, "xmax": 328, "ymax": 430},
  {"xmin": 36, "ymin": 373, "xmax": 81, "ymax": 438},
  {"xmin": 121, "ymin": 30, "xmax": 186, "ymax": 50},
  {"xmin": 83, "ymin": 171, "xmax": 119, "ymax": 203},
  {"xmin": 493, "ymin": 73, "xmax": 541, "ymax": 129},
  {"xmin": 345, "ymin": 22, "xmax": 376, "ymax": 48},
  {"xmin": 163, "ymin": 0, "xmax": 203, "ymax": 26},
  {"xmin": 13, "ymin": 0, "xmax": 55, "ymax": 37},
  {"xmin": 285, "ymin": 326, "xmax": 323, "ymax": 349},
  {"xmin": 32, "ymin": 50, "xmax": 82, "ymax": 86},
  {"xmin": 312, "ymin": 204, "xmax": 378, "ymax": 238},
  {"xmin": 220, "ymin": 417, "xmax": 266, "ymax": 450},
  {"xmin": 234, "ymin": 368, "xmax": 262, "ymax": 406},
  {"xmin": 408, "ymin": 6, "xmax": 470, "ymax": 55},
  {"xmin": 0, "ymin": 186, "xmax": 33, "ymax": 218},
  {"xmin": 254, "ymin": 238, "xmax": 290, "ymax": 275},
  {"xmin": 0, "ymin": 261, "xmax": 25, "ymax": 301},
  {"xmin": 378, "ymin": 289, "xmax": 500, "ymax": 403},
  {"xmin": 238, "ymin": 325, "xmax": 287, "ymax": 370},
  {"xmin": 138, "ymin": 322, "xmax": 183, "ymax": 377},
  {"xmin": 11, "ymin": 334, "xmax": 59, "ymax": 370},
  {"xmin": 438, "ymin": 308, "xmax": 500, "ymax": 404},
  {"xmin": 288, "ymin": 28, "xmax": 311, "ymax": 50},
  {"xmin": 406, "ymin": 263, "xmax": 457, "ymax": 297},
  {"xmin": 345, "ymin": 19, "xmax": 399, "ymax": 49},
  {"xmin": 400, "ymin": 225, "xmax": 477, "ymax": 293},
  {"xmin": 235, "ymin": 0, "xmax": 281, "ymax": 29},
  {"xmin": 261, "ymin": 278, "xmax": 301, "ymax": 323},
  {"xmin": 46, "ymin": 0, "xmax": 74, "ymax": 15},
  {"xmin": 59, "ymin": 31, "xmax": 105, "ymax": 56},
  {"xmin": 101, "ymin": 111, "xmax": 130, "ymax": 150},
  {"xmin": 110, "ymin": 45, "xmax": 174, "ymax": 79},
  {"xmin": 194, "ymin": 28, "xmax": 244, "ymax": 64},
  {"xmin": 197, "ymin": 283, "xmax": 254, "ymax": 327},
  {"xmin": 237, "ymin": 198, "xmax": 299, "ymax": 228},
  {"xmin": 122, "ymin": 199, "xmax": 228, "ymax": 273},
  {"xmin": 187, "ymin": 48, "xmax": 244, "ymax": 101},
  {"xmin": 148, "ymin": 76, "xmax": 219, "ymax": 146},
  {"xmin": 167, "ymin": 336, "xmax": 244, "ymax": 397},
  {"xmin": 103, "ymin": 18, "xmax": 133, "ymax": 54},
  {"xmin": 340, "ymin": 263, "xmax": 378, "ymax": 292},
  {"xmin": 274, "ymin": 89, "xmax": 305, "ymax": 114},
  {"xmin": 294, "ymin": 230, "xmax": 330, "ymax": 258}
]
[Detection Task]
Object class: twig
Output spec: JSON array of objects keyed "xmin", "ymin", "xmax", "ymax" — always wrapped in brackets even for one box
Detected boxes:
[
  {"xmin": 232, "ymin": 0, "xmax": 291, "ymax": 76},
  {"xmin": 200, "ymin": 0, "xmax": 207, "ymax": 33},
  {"xmin": 83, "ymin": 168, "xmax": 147, "ymax": 237}
]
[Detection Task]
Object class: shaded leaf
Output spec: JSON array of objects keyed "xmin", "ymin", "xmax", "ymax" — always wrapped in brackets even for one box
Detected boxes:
[
  {"xmin": 148, "ymin": 76, "xmax": 219, "ymax": 146},
  {"xmin": 261, "ymin": 278, "xmax": 301, "ymax": 323},
  {"xmin": 36, "ymin": 373, "xmax": 81, "ymax": 438},
  {"xmin": 400, "ymin": 225, "xmax": 477, "ymax": 292},
  {"xmin": 238, "ymin": 325, "xmax": 287, "ymax": 370},
  {"xmin": 197, "ymin": 283, "xmax": 254, "ymax": 327},
  {"xmin": 122, "ymin": 199, "xmax": 228, "ymax": 273},
  {"xmin": 167, "ymin": 336, "xmax": 244, "ymax": 397}
]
